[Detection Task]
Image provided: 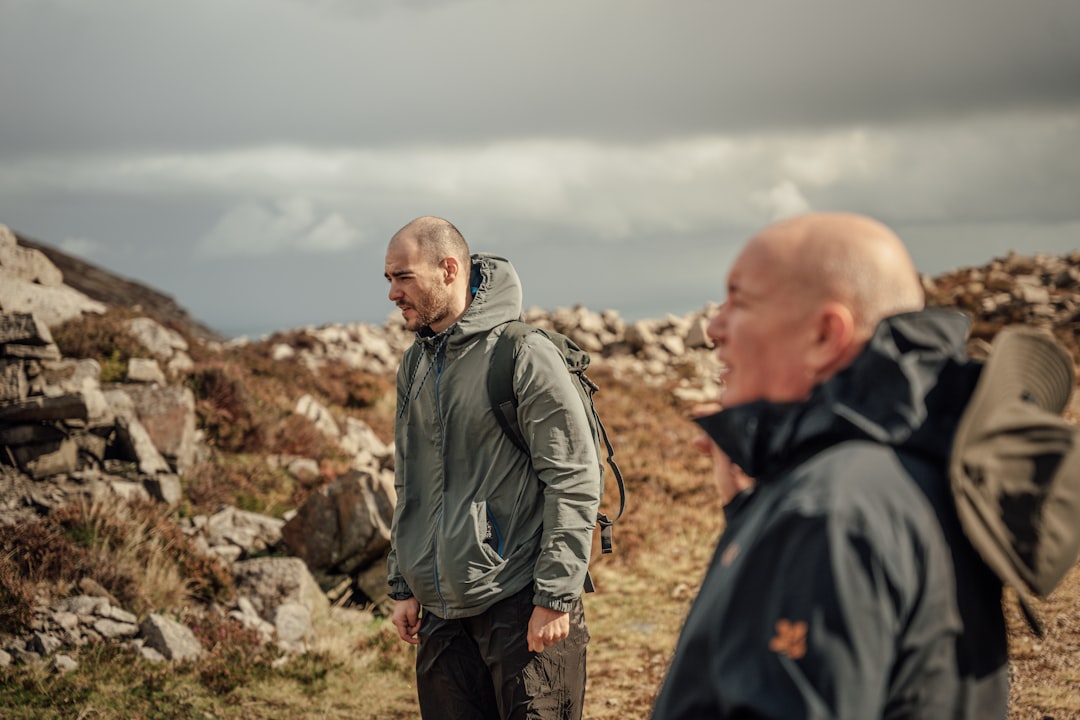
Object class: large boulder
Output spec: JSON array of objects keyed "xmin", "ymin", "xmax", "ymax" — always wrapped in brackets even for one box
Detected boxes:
[{"xmin": 282, "ymin": 469, "xmax": 396, "ymax": 580}]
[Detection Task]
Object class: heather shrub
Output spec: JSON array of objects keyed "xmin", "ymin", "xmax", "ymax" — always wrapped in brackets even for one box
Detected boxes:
[
  {"xmin": 0, "ymin": 552, "xmax": 35, "ymax": 635},
  {"xmin": 50, "ymin": 308, "xmax": 148, "ymax": 382},
  {"xmin": 267, "ymin": 413, "xmax": 333, "ymax": 459},
  {"xmin": 190, "ymin": 363, "xmax": 265, "ymax": 453},
  {"xmin": 185, "ymin": 454, "xmax": 302, "ymax": 517},
  {"xmin": 0, "ymin": 519, "xmax": 87, "ymax": 583},
  {"xmin": 189, "ymin": 612, "xmax": 278, "ymax": 695}
]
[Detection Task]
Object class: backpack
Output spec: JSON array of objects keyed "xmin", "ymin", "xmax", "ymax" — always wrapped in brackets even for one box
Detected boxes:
[{"xmin": 487, "ymin": 321, "xmax": 626, "ymax": 559}]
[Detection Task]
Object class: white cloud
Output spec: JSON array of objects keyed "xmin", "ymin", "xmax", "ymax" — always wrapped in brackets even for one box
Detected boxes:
[
  {"xmin": 3, "ymin": 105, "xmax": 1077, "ymax": 254},
  {"xmin": 197, "ymin": 197, "xmax": 361, "ymax": 257},
  {"xmin": 754, "ymin": 181, "xmax": 813, "ymax": 222},
  {"xmin": 58, "ymin": 236, "xmax": 100, "ymax": 258}
]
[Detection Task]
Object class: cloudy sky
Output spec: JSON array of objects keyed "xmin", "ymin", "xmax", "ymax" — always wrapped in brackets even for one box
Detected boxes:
[{"xmin": 2, "ymin": 0, "xmax": 1078, "ymax": 338}]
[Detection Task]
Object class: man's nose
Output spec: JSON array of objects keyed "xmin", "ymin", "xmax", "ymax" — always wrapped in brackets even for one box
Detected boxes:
[
  {"xmin": 706, "ymin": 305, "xmax": 727, "ymax": 345},
  {"xmin": 388, "ymin": 282, "xmax": 402, "ymax": 302}
]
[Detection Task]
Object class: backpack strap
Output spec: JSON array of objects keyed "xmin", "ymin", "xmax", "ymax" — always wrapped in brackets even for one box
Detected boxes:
[
  {"xmin": 487, "ymin": 321, "xmax": 627, "ymax": 555},
  {"xmin": 488, "ymin": 321, "xmax": 532, "ymax": 453},
  {"xmin": 591, "ymin": 384, "xmax": 626, "ymax": 550}
]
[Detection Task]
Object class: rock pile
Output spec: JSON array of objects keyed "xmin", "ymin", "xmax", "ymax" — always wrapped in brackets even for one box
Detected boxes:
[
  {"xmin": 0, "ymin": 311, "xmax": 192, "ymax": 516},
  {"xmin": 925, "ymin": 250, "xmax": 1080, "ymax": 365},
  {"xmin": 0, "ymin": 225, "xmax": 106, "ymax": 327},
  {"xmin": 1, "ymin": 591, "xmax": 202, "ymax": 670},
  {"xmin": 265, "ymin": 302, "xmax": 724, "ymax": 407}
]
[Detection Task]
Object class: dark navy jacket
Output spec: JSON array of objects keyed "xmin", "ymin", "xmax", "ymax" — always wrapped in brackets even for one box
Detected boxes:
[{"xmin": 651, "ymin": 310, "xmax": 1009, "ymax": 720}]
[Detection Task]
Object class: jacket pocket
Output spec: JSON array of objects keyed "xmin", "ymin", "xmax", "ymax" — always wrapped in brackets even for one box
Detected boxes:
[{"xmin": 472, "ymin": 500, "xmax": 504, "ymax": 561}]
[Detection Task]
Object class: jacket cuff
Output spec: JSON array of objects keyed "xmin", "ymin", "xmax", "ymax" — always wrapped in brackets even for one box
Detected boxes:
[
  {"xmin": 388, "ymin": 579, "xmax": 413, "ymax": 601},
  {"xmin": 533, "ymin": 590, "xmax": 576, "ymax": 613}
]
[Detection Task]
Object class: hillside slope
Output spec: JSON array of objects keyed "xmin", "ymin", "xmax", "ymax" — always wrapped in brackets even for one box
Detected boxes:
[{"xmin": 14, "ymin": 230, "xmax": 223, "ymax": 342}]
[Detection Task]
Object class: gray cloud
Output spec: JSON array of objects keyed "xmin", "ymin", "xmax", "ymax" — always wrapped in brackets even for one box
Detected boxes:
[
  {"xmin": 1, "ymin": 0, "xmax": 1078, "ymax": 336},
  {"xmin": 3, "ymin": 0, "xmax": 1078, "ymax": 158}
]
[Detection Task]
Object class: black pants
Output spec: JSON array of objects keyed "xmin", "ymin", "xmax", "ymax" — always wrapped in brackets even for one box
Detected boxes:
[{"xmin": 415, "ymin": 585, "xmax": 589, "ymax": 720}]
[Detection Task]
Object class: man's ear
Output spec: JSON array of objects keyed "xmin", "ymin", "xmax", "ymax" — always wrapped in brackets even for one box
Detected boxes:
[
  {"xmin": 441, "ymin": 256, "xmax": 460, "ymax": 285},
  {"xmin": 807, "ymin": 301, "xmax": 856, "ymax": 381}
]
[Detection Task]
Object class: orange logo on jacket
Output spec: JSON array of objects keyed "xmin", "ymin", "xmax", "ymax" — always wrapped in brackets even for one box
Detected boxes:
[{"xmin": 769, "ymin": 619, "xmax": 808, "ymax": 660}]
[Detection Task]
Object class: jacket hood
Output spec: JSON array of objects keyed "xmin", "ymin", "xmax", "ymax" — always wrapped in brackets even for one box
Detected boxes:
[
  {"xmin": 414, "ymin": 252, "xmax": 523, "ymax": 351},
  {"xmin": 696, "ymin": 309, "xmax": 981, "ymax": 480}
]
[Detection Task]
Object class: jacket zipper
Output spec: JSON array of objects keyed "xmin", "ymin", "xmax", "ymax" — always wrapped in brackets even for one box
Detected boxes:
[{"xmin": 432, "ymin": 338, "xmax": 449, "ymax": 616}]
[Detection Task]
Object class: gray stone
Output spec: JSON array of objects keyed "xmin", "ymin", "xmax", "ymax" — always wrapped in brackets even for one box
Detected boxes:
[
  {"xmin": 281, "ymin": 469, "xmax": 394, "ymax": 577},
  {"xmin": 0, "ymin": 312, "xmax": 54, "ymax": 345},
  {"xmin": 108, "ymin": 607, "xmax": 138, "ymax": 625},
  {"xmin": 231, "ymin": 556, "xmax": 329, "ymax": 623},
  {"xmin": 29, "ymin": 632, "xmax": 62, "ymax": 656},
  {"xmin": 0, "ymin": 393, "xmax": 90, "ymax": 423},
  {"xmin": 94, "ymin": 618, "xmax": 140, "ymax": 639},
  {"xmin": 111, "ymin": 412, "xmax": 172, "ymax": 476},
  {"xmin": 14, "ymin": 437, "xmax": 79, "ymax": 479},
  {"xmin": 339, "ymin": 417, "xmax": 389, "ymax": 458},
  {"xmin": 138, "ymin": 614, "xmax": 202, "ymax": 661},
  {"xmin": 0, "ymin": 275, "xmax": 106, "ymax": 329},
  {"xmin": 1, "ymin": 342, "xmax": 62, "ymax": 360},
  {"xmin": 126, "ymin": 358, "xmax": 166, "ymax": 384},
  {"xmin": 109, "ymin": 479, "xmax": 152, "ymax": 503},
  {"xmin": 138, "ymin": 645, "xmax": 167, "ymax": 663},
  {"xmin": 121, "ymin": 384, "xmax": 197, "ymax": 473},
  {"xmin": 143, "ymin": 474, "xmax": 182, "ymax": 505},
  {"xmin": 55, "ymin": 595, "xmax": 111, "ymax": 617},
  {"xmin": 0, "ymin": 423, "xmax": 67, "ymax": 447},
  {"xmin": 53, "ymin": 612, "xmax": 80, "ymax": 631},
  {"xmin": 50, "ymin": 654, "xmax": 78, "ymax": 674},
  {"xmin": 0, "ymin": 227, "xmax": 64, "ymax": 286},
  {"xmin": 295, "ymin": 394, "xmax": 339, "ymax": 439},
  {"xmin": 0, "ymin": 359, "xmax": 27, "ymax": 402},
  {"xmin": 123, "ymin": 317, "xmax": 188, "ymax": 359},
  {"xmin": 39, "ymin": 358, "xmax": 101, "ymax": 396},
  {"xmin": 273, "ymin": 602, "xmax": 313, "ymax": 650}
]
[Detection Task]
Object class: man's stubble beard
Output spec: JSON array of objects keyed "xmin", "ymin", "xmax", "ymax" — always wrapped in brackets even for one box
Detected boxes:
[{"xmin": 408, "ymin": 285, "xmax": 454, "ymax": 332}]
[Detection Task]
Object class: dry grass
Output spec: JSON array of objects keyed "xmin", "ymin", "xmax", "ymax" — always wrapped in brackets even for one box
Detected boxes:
[
  {"xmin": 0, "ymin": 497, "xmax": 233, "ymax": 618},
  {"xmin": 1005, "ymin": 564, "xmax": 1080, "ymax": 719}
]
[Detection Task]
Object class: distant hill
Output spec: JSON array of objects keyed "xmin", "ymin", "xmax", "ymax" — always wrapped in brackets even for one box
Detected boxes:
[{"xmin": 14, "ymin": 231, "xmax": 224, "ymax": 342}]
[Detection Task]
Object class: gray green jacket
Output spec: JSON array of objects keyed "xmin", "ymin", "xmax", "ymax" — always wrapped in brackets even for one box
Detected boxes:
[{"xmin": 387, "ymin": 253, "xmax": 601, "ymax": 619}]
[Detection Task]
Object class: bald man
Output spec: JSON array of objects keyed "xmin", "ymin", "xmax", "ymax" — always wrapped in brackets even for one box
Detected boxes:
[
  {"xmin": 385, "ymin": 217, "xmax": 600, "ymax": 720},
  {"xmin": 652, "ymin": 213, "xmax": 1009, "ymax": 719}
]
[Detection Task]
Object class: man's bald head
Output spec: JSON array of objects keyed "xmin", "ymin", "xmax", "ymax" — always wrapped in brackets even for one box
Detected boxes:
[
  {"xmin": 750, "ymin": 212, "xmax": 925, "ymax": 340},
  {"xmin": 708, "ymin": 212, "xmax": 926, "ymax": 406},
  {"xmin": 389, "ymin": 216, "xmax": 471, "ymax": 270}
]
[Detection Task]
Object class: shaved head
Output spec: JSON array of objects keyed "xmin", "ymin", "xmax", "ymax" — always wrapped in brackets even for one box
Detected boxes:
[
  {"xmin": 390, "ymin": 216, "xmax": 470, "ymax": 270},
  {"xmin": 750, "ymin": 212, "xmax": 924, "ymax": 339}
]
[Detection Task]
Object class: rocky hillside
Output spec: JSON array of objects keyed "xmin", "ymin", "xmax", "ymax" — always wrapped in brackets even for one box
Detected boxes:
[
  {"xmin": 1, "ymin": 223, "xmax": 1078, "ymax": 677},
  {"xmin": 12, "ymin": 229, "xmax": 223, "ymax": 343}
]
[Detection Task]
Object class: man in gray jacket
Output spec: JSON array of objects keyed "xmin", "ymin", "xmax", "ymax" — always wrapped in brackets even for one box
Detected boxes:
[{"xmin": 384, "ymin": 216, "xmax": 601, "ymax": 720}]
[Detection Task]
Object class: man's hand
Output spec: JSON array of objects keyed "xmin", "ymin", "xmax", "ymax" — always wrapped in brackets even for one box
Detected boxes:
[
  {"xmin": 391, "ymin": 597, "xmax": 421, "ymax": 645},
  {"xmin": 528, "ymin": 605, "xmax": 570, "ymax": 653}
]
